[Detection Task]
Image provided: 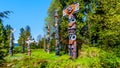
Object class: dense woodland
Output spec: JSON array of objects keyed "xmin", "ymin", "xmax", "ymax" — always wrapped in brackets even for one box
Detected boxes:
[{"xmin": 0, "ymin": 0, "xmax": 120, "ymax": 67}]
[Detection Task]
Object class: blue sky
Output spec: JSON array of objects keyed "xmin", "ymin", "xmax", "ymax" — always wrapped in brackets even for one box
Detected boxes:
[{"xmin": 0, "ymin": 0, "xmax": 52, "ymax": 43}]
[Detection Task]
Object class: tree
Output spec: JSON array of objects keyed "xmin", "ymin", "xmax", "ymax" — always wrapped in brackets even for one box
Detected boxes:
[
  {"xmin": 18, "ymin": 27, "xmax": 26, "ymax": 53},
  {"xmin": 0, "ymin": 19, "xmax": 5, "ymax": 48},
  {"xmin": 25, "ymin": 25, "xmax": 31, "ymax": 38},
  {"xmin": 4, "ymin": 25, "xmax": 13, "ymax": 51},
  {"xmin": 0, "ymin": 11, "xmax": 12, "ymax": 19},
  {"xmin": 18, "ymin": 25, "xmax": 32, "ymax": 53},
  {"xmin": 25, "ymin": 25, "xmax": 31, "ymax": 43},
  {"xmin": 0, "ymin": 19, "xmax": 5, "ymax": 62},
  {"xmin": 0, "ymin": 11, "xmax": 12, "ymax": 65},
  {"xmin": 89, "ymin": 0, "xmax": 120, "ymax": 48},
  {"xmin": 37, "ymin": 34, "xmax": 42, "ymax": 48}
]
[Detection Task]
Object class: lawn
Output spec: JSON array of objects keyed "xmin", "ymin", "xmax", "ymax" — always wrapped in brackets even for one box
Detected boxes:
[{"xmin": 2, "ymin": 45, "xmax": 120, "ymax": 68}]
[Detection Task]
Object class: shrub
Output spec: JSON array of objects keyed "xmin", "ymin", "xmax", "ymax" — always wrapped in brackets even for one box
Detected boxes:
[
  {"xmin": 99, "ymin": 51, "xmax": 120, "ymax": 68},
  {"xmin": 113, "ymin": 45, "xmax": 120, "ymax": 57},
  {"xmin": 13, "ymin": 46, "xmax": 27, "ymax": 54}
]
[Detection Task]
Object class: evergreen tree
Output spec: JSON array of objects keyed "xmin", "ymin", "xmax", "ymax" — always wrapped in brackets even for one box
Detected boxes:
[
  {"xmin": 25, "ymin": 25, "xmax": 31, "ymax": 39},
  {"xmin": 0, "ymin": 11, "xmax": 12, "ymax": 65},
  {"xmin": 4, "ymin": 25, "xmax": 13, "ymax": 52},
  {"xmin": 18, "ymin": 25, "xmax": 32, "ymax": 53},
  {"xmin": 18, "ymin": 27, "xmax": 26, "ymax": 53},
  {"xmin": 37, "ymin": 34, "xmax": 42, "ymax": 48},
  {"xmin": 0, "ymin": 19, "xmax": 5, "ymax": 61},
  {"xmin": 0, "ymin": 19, "xmax": 5, "ymax": 47}
]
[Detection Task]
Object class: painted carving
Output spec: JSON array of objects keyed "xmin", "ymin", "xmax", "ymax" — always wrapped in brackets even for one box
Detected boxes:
[
  {"xmin": 26, "ymin": 37, "xmax": 34, "ymax": 56},
  {"xmin": 55, "ymin": 10, "xmax": 60, "ymax": 56},
  {"xmin": 63, "ymin": 2, "xmax": 79, "ymax": 58}
]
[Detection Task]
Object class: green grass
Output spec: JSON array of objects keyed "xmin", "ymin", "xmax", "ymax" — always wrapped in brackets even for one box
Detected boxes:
[{"xmin": 2, "ymin": 45, "xmax": 120, "ymax": 68}]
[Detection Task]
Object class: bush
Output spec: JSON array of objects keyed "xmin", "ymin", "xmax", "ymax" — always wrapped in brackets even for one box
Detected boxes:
[
  {"xmin": 13, "ymin": 46, "xmax": 25, "ymax": 54},
  {"xmin": 0, "ymin": 51, "xmax": 4, "ymax": 66},
  {"xmin": 113, "ymin": 45, "xmax": 120, "ymax": 57},
  {"xmin": 99, "ymin": 50, "xmax": 120, "ymax": 68},
  {"xmin": 30, "ymin": 44, "xmax": 38, "ymax": 49}
]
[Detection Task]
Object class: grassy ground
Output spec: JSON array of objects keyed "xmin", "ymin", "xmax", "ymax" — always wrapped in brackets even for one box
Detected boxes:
[{"xmin": 1, "ymin": 45, "xmax": 120, "ymax": 68}]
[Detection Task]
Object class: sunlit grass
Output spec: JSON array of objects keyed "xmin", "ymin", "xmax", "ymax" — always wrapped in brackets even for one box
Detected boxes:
[{"xmin": 4, "ymin": 46, "xmax": 120, "ymax": 68}]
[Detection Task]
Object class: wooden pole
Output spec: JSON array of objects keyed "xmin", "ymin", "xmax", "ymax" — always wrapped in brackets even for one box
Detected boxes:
[
  {"xmin": 9, "ymin": 29, "xmax": 14, "ymax": 56},
  {"xmin": 54, "ymin": 10, "xmax": 60, "ymax": 56},
  {"xmin": 63, "ymin": 3, "xmax": 79, "ymax": 59},
  {"xmin": 47, "ymin": 25, "xmax": 50, "ymax": 53},
  {"xmin": 26, "ymin": 37, "xmax": 34, "ymax": 56}
]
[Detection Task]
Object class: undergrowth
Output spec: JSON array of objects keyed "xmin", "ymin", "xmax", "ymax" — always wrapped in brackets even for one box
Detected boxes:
[{"xmin": 2, "ymin": 45, "xmax": 120, "ymax": 68}]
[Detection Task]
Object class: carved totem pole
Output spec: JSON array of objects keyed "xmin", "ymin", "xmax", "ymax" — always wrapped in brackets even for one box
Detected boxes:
[
  {"xmin": 9, "ymin": 29, "xmax": 14, "ymax": 56},
  {"xmin": 54, "ymin": 10, "xmax": 60, "ymax": 56},
  {"xmin": 47, "ymin": 25, "xmax": 50, "ymax": 53},
  {"xmin": 63, "ymin": 2, "xmax": 79, "ymax": 59},
  {"xmin": 26, "ymin": 37, "xmax": 34, "ymax": 56}
]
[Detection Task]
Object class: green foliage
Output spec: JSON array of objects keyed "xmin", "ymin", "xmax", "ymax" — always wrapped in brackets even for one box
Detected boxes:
[
  {"xmin": 113, "ymin": 45, "xmax": 120, "ymax": 57},
  {"xmin": 45, "ymin": 0, "xmax": 89, "ymax": 52},
  {"xmin": 30, "ymin": 42, "xmax": 37, "ymax": 49},
  {"xmin": 13, "ymin": 46, "xmax": 23, "ymax": 54},
  {"xmin": 0, "ymin": 19, "xmax": 5, "ymax": 47},
  {"xmin": 0, "ymin": 21, "xmax": 13, "ymax": 64},
  {"xmin": 45, "ymin": 0, "xmax": 120, "ymax": 50},
  {"xmin": 18, "ymin": 25, "xmax": 32, "ymax": 46},
  {"xmin": 3, "ymin": 46, "xmax": 120, "ymax": 68},
  {"xmin": 4, "ymin": 25, "xmax": 13, "ymax": 53},
  {"xmin": 50, "ymin": 38, "xmax": 55, "ymax": 51},
  {"xmin": 1, "ymin": 0, "xmax": 120, "ymax": 67},
  {"xmin": 0, "ymin": 11, "xmax": 12, "ymax": 66},
  {"xmin": 18, "ymin": 28, "xmax": 25, "ymax": 46},
  {"xmin": 89, "ymin": 0, "xmax": 120, "ymax": 47},
  {"xmin": 18, "ymin": 25, "xmax": 34, "ymax": 53},
  {"xmin": 0, "ymin": 11, "xmax": 12, "ymax": 19},
  {"xmin": 99, "ymin": 50, "xmax": 120, "ymax": 67},
  {"xmin": 43, "ymin": 0, "xmax": 120, "ymax": 67},
  {"xmin": 18, "ymin": 27, "xmax": 26, "ymax": 53}
]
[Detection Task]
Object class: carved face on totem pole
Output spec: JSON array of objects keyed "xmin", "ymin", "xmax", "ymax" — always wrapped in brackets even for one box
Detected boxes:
[{"xmin": 63, "ymin": 3, "xmax": 79, "ymax": 16}]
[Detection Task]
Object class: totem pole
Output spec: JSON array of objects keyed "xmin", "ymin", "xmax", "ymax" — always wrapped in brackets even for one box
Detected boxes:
[
  {"xmin": 26, "ymin": 37, "xmax": 34, "ymax": 56},
  {"xmin": 9, "ymin": 29, "xmax": 14, "ymax": 56},
  {"xmin": 47, "ymin": 25, "xmax": 50, "ymax": 53},
  {"xmin": 54, "ymin": 10, "xmax": 60, "ymax": 56},
  {"xmin": 63, "ymin": 2, "xmax": 79, "ymax": 59}
]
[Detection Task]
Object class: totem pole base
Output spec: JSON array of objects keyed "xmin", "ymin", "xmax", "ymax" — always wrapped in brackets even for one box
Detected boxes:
[
  {"xmin": 9, "ymin": 54, "xmax": 13, "ymax": 56},
  {"xmin": 9, "ymin": 49, "xmax": 13, "ymax": 56},
  {"xmin": 55, "ymin": 50, "xmax": 59, "ymax": 56},
  {"xmin": 48, "ymin": 51, "xmax": 50, "ymax": 54},
  {"xmin": 28, "ymin": 49, "xmax": 31, "ymax": 56}
]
